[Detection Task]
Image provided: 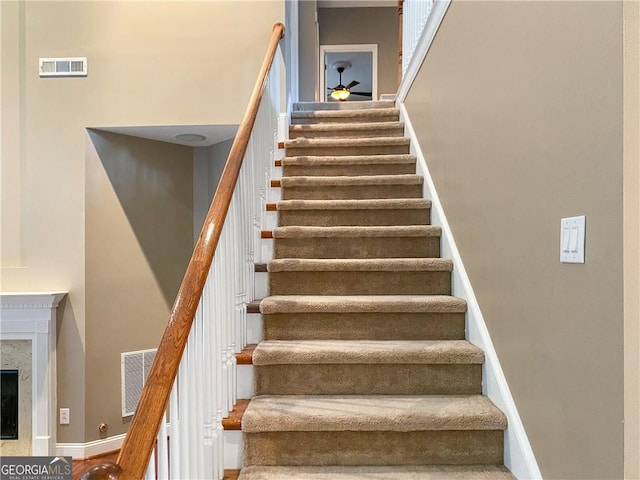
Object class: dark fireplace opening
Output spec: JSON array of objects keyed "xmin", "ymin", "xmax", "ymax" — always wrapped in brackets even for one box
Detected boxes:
[{"xmin": 1, "ymin": 369, "xmax": 19, "ymax": 440}]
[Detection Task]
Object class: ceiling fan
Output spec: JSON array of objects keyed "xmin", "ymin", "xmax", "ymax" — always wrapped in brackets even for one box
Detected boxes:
[{"xmin": 327, "ymin": 62, "xmax": 372, "ymax": 101}]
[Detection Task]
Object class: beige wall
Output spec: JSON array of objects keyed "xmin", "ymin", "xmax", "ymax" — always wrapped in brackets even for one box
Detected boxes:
[
  {"xmin": 85, "ymin": 131, "xmax": 193, "ymax": 440},
  {"xmin": 0, "ymin": 0, "xmax": 25, "ymax": 268},
  {"xmin": 0, "ymin": 1, "xmax": 283, "ymax": 444},
  {"xmin": 405, "ymin": 2, "xmax": 624, "ymax": 478},
  {"xmin": 318, "ymin": 7, "xmax": 398, "ymax": 98},
  {"xmin": 299, "ymin": 0, "xmax": 318, "ymax": 102},
  {"xmin": 623, "ymin": 1, "xmax": 640, "ymax": 478},
  {"xmin": 194, "ymin": 139, "xmax": 234, "ymax": 243}
]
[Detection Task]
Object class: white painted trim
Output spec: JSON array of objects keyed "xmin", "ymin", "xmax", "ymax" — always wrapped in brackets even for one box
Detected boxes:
[
  {"xmin": 314, "ymin": 9, "xmax": 320, "ymax": 102},
  {"xmin": 319, "ymin": 44, "xmax": 378, "ymax": 102},
  {"xmin": 0, "ymin": 292, "xmax": 67, "ymax": 456},
  {"xmin": 396, "ymin": 0, "xmax": 451, "ymax": 104},
  {"xmin": 399, "ymin": 104, "xmax": 542, "ymax": 480},
  {"xmin": 56, "ymin": 433, "xmax": 126, "ymax": 460}
]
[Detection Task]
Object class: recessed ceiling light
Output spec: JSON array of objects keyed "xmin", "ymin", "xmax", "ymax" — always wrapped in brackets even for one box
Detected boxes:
[{"xmin": 175, "ymin": 133, "xmax": 206, "ymax": 142}]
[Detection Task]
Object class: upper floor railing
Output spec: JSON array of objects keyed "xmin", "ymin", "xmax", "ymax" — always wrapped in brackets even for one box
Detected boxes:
[
  {"xmin": 402, "ymin": 0, "xmax": 435, "ymax": 76},
  {"xmin": 84, "ymin": 22, "xmax": 285, "ymax": 480}
]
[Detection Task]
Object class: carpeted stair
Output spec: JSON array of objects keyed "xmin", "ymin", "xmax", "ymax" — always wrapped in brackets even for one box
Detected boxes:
[{"xmin": 239, "ymin": 101, "xmax": 514, "ymax": 479}]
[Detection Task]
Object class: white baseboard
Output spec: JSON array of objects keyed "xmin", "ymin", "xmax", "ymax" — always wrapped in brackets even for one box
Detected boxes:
[
  {"xmin": 56, "ymin": 433, "xmax": 126, "ymax": 459},
  {"xmin": 399, "ymin": 104, "xmax": 542, "ymax": 480}
]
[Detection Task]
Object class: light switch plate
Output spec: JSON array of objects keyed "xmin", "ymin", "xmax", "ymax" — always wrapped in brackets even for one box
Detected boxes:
[{"xmin": 560, "ymin": 215, "xmax": 585, "ymax": 263}]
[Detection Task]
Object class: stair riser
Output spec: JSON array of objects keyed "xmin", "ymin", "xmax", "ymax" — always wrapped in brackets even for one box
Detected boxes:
[
  {"xmin": 283, "ymin": 164, "xmax": 416, "ymax": 177},
  {"xmin": 269, "ymin": 271, "xmax": 451, "ymax": 296},
  {"xmin": 286, "ymin": 144, "xmax": 409, "ymax": 157},
  {"xmin": 243, "ymin": 430, "xmax": 504, "ymax": 466},
  {"xmin": 278, "ymin": 209, "xmax": 431, "ymax": 227},
  {"xmin": 238, "ymin": 466, "xmax": 516, "ymax": 479},
  {"xmin": 289, "ymin": 128, "xmax": 405, "ymax": 139},
  {"xmin": 274, "ymin": 236, "xmax": 440, "ymax": 259},
  {"xmin": 262, "ymin": 313, "xmax": 466, "ymax": 341},
  {"xmin": 291, "ymin": 115, "xmax": 399, "ymax": 125},
  {"xmin": 281, "ymin": 184, "xmax": 423, "ymax": 200},
  {"xmin": 293, "ymin": 101, "xmax": 395, "ymax": 111},
  {"xmin": 255, "ymin": 364, "xmax": 482, "ymax": 395}
]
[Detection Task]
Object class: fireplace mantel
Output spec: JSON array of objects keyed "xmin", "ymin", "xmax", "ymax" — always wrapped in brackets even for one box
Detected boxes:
[{"xmin": 0, "ymin": 292, "xmax": 67, "ymax": 455}]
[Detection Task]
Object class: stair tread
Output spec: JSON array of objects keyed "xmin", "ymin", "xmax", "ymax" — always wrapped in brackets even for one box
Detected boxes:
[
  {"xmin": 290, "ymin": 121, "xmax": 403, "ymax": 132},
  {"xmin": 247, "ymin": 99, "xmax": 507, "ymax": 472},
  {"xmin": 222, "ymin": 399, "xmax": 250, "ymax": 430},
  {"xmin": 260, "ymin": 295, "xmax": 466, "ymax": 314},
  {"xmin": 280, "ymin": 174, "xmax": 423, "ymax": 186},
  {"xmin": 277, "ymin": 198, "xmax": 431, "ymax": 210},
  {"xmin": 253, "ymin": 340, "xmax": 484, "ymax": 365},
  {"xmin": 239, "ymin": 465, "xmax": 515, "ymax": 479},
  {"xmin": 282, "ymin": 154, "xmax": 416, "ymax": 166},
  {"xmin": 242, "ymin": 395, "xmax": 507, "ymax": 432},
  {"xmin": 236, "ymin": 344, "xmax": 257, "ymax": 364},
  {"xmin": 286, "ymin": 137, "xmax": 410, "ymax": 148},
  {"xmin": 273, "ymin": 225, "xmax": 441, "ymax": 238},
  {"xmin": 268, "ymin": 258, "xmax": 453, "ymax": 272}
]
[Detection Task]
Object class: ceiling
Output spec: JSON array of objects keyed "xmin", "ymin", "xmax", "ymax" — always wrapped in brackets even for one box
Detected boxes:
[
  {"xmin": 95, "ymin": 124, "xmax": 238, "ymax": 148},
  {"xmin": 325, "ymin": 52, "xmax": 373, "ymax": 101}
]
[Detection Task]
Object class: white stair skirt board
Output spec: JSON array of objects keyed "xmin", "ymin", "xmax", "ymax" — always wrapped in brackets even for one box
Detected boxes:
[
  {"xmin": 255, "ymin": 272, "xmax": 268, "ymax": 300},
  {"xmin": 237, "ymin": 365, "xmax": 255, "ymax": 399},
  {"xmin": 247, "ymin": 312, "xmax": 263, "ymax": 345},
  {"xmin": 224, "ymin": 430, "xmax": 243, "ymax": 470},
  {"xmin": 268, "ymin": 184, "xmax": 282, "ymax": 204},
  {"xmin": 265, "ymin": 211, "xmax": 278, "ymax": 231},
  {"xmin": 399, "ymin": 104, "xmax": 541, "ymax": 479},
  {"xmin": 261, "ymin": 238, "xmax": 274, "ymax": 265}
]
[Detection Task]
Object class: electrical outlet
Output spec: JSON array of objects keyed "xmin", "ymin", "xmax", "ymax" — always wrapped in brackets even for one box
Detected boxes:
[{"xmin": 59, "ymin": 408, "xmax": 70, "ymax": 425}]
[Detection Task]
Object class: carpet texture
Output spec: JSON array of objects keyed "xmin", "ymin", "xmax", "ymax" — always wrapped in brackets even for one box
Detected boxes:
[
  {"xmin": 281, "ymin": 154, "xmax": 417, "ymax": 177},
  {"xmin": 289, "ymin": 122, "xmax": 405, "ymax": 139},
  {"xmin": 238, "ymin": 465, "xmax": 515, "ymax": 479},
  {"xmin": 239, "ymin": 101, "xmax": 514, "ymax": 479}
]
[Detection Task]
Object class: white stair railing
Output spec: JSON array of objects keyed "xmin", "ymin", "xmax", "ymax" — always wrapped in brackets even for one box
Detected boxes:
[
  {"xmin": 143, "ymin": 44, "xmax": 283, "ymax": 480},
  {"xmin": 402, "ymin": 0, "xmax": 435, "ymax": 76}
]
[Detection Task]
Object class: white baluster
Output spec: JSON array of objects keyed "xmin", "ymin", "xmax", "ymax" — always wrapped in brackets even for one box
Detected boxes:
[
  {"xmin": 147, "ymin": 43, "xmax": 286, "ymax": 480},
  {"xmin": 144, "ymin": 447, "xmax": 156, "ymax": 479},
  {"xmin": 157, "ymin": 413, "xmax": 169, "ymax": 479},
  {"xmin": 201, "ymin": 276, "xmax": 215, "ymax": 479},
  {"xmin": 178, "ymin": 354, "xmax": 190, "ymax": 478},
  {"xmin": 169, "ymin": 379, "xmax": 180, "ymax": 478}
]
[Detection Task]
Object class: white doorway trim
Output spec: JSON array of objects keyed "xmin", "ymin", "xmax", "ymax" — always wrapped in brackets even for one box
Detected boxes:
[{"xmin": 319, "ymin": 44, "xmax": 378, "ymax": 102}]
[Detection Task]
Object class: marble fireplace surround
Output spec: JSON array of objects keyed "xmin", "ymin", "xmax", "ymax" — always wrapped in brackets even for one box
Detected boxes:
[{"xmin": 0, "ymin": 292, "xmax": 66, "ymax": 455}]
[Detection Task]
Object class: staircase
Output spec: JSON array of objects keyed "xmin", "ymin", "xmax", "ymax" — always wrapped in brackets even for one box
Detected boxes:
[{"xmin": 238, "ymin": 101, "xmax": 515, "ymax": 479}]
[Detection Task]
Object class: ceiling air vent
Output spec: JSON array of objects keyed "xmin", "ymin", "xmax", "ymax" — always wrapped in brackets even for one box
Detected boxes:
[{"xmin": 39, "ymin": 57, "xmax": 87, "ymax": 77}]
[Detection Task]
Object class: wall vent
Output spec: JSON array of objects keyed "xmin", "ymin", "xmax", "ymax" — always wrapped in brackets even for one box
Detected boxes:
[
  {"xmin": 39, "ymin": 57, "xmax": 87, "ymax": 77},
  {"xmin": 121, "ymin": 348, "xmax": 156, "ymax": 417}
]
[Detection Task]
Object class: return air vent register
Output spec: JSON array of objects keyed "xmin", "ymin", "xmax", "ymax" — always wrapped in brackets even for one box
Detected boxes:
[
  {"xmin": 39, "ymin": 57, "xmax": 87, "ymax": 77},
  {"xmin": 121, "ymin": 348, "xmax": 156, "ymax": 417}
]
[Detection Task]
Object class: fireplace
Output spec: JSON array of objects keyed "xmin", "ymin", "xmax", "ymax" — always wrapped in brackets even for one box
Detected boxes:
[
  {"xmin": 0, "ymin": 292, "xmax": 66, "ymax": 456},
  {"xmin": 1, "ymin": 370, "xmax": 19, "ymax": 440}
]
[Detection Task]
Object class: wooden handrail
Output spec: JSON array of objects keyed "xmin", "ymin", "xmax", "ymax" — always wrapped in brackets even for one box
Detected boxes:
[{"xmin": 84, "ymin": 22, "xmax": 284, "ymax": 480}]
